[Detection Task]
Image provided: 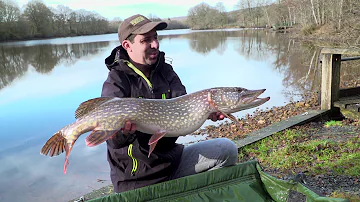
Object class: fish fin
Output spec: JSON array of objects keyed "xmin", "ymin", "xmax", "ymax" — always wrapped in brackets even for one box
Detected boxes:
[
  {"xmin": 75, "ymin": 97, "xmax": 113, "ymax": 119},
  {"xmin": 64, "ymin": 156, "xmax": 69, "ymax": 174},
  {"xmin": 63, "ymin": 143, "xmax": 72, "ymax": 174},
  {"xmin": 63, "ymin": 139, "xmax": 77, "ymax": 174},
  {"xmin": 207, "ymin": 90, "xmax": 240, "ymax": 125},
  {"xmin": 148, "ymin": 130, "xmax": 167, "ymax": 145},
  {"xmin": 226, "ymin": 113, "xmax": 239, "ymax": 124},
  {"xmin": 85, "ymin": 130, "xmax": 118, "ymax": 147},
  {"xmin": 40, "ymin": 131, "xmax": 76, "ymax": 174},
  {"xmin": 217, "ymin": 111, "xmax": 240, "ymax": 124},
  {"xmin": 148, "ymin": 141, "xmax": 158, "ymax": 158},
  {"xmin": 148, "ymin": 130, "xmax": 167, "ymax": 157},
  {"xmin": 222, "ymin": 112, "xmax": 243, "ymax": 128},
  {"xmin": 40, "ymin": 131, "xmax": 66, "ymax": 157}
]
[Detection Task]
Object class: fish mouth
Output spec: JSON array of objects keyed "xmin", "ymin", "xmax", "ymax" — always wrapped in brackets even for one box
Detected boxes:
[{"xmin": 241, "ymin": 89, "xmax": 270, "ymax": 108}]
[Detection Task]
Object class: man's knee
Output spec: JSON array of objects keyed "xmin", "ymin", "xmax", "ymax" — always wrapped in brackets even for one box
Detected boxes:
[{"xmin": 215, "ymin": 138, "xmax": 238, "ymax": 165}]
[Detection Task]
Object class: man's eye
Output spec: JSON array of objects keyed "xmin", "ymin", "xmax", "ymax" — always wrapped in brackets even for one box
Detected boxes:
[{"xmin": 141, "ymin": 38, "xmax": 150, "ymax": 43}]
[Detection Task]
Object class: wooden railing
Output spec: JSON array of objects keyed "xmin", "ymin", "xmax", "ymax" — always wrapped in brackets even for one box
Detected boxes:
[{"xmin": 320, "ymin": 48, "xmax": 360, "ymax": 110}]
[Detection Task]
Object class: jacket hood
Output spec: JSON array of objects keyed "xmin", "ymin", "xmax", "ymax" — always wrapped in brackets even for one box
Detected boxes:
[{"xmin": 105, "ymin": 46, "xmax": 165, "ymax": 74}]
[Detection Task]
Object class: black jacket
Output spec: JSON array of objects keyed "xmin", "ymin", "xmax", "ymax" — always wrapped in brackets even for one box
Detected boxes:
[{"xmin": 101, "ymin": 46, "xmax": 187, "ymax": 193}]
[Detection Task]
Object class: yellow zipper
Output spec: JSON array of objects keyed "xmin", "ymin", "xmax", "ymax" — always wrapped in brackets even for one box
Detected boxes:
[
  {"xmin": 124, "ymin": 61, "xmax": 153, "ymax": 89},
  {"xmin": 127, "ymin": 144, "xmax": 138, "ymax": 176}
]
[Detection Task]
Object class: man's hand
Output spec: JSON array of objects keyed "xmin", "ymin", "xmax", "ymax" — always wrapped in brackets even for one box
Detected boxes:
[
  {"xmin": 121, "ymin": 120, "xmax": 136, "ymax": 135},
  {"xmin": 208, "ymin": 112, "xmax": 225, "ymax": 122}
]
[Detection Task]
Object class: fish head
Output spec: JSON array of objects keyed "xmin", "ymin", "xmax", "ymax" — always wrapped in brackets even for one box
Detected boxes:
[{"xmin": 209, "ymin": 87, "xmax": 270, "ymax": 113}]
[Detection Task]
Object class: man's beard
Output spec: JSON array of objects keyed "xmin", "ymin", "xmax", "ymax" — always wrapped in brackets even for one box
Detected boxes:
[{"xmin": 145, "ymin": 49, "xmax": 159, "ymax": 65}]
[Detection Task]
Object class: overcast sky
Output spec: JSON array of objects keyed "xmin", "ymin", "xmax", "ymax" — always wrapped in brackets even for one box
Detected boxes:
[{"xmin": 15, "ymin": 0, "xmax": 240, "ymax": 20}]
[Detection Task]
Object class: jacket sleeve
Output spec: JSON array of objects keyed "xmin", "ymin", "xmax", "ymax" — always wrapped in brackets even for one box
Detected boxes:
[
  {"xmin": 101, "ymin": 69, "xmax": 130, "ymax": 97},
  {"xmin": 101, "ymin": 69, "xmax": 135, "ymax": 148},
  {"xmin": 163, "ymin": 64, "xmax": 187, "ymax": 98}
]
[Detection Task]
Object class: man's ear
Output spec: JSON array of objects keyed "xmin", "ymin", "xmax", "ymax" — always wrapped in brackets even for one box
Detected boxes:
[{"xmin": 122, "ymin": 40, "xmax": 131, "ymax": 51}]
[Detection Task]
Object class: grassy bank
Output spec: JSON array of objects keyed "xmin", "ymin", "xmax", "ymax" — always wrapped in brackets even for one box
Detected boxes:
[
  {"xmin": 239, "ymin": 124, "xmax": 360, "ymax": 176},
  {"xmin": 238, "ymin": 121, "xmax": 360, "ymax": 202}
]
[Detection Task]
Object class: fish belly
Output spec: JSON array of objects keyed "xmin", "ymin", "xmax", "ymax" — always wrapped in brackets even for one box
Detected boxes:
[{"xmin": 135, "ymin": 117, "xmax": 207, "ymax": 137}]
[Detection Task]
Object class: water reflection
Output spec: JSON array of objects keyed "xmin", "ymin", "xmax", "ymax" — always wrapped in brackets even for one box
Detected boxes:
[
  {"xmin": 187, "ymin": 31, "xmax": 228, "ymax": 55},
  {"xmin": 0, "ymin": 42, "xmax": 109, "ymax": 89},
  {"xmin": 159, "ymin": 30, "xmax": 325, "ymax": 99},
  {"xmin": 2, "ymin": 30, "xmax": 358, "ymax": 98},
  {"xmin": 0, "ymin": 30, "xmax": 324, "ymax": 98}
]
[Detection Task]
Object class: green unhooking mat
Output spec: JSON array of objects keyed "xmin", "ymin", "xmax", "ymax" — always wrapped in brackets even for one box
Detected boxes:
[{"xmin": 89, "ymin": 160, "xmax": 349, "ymax": 202}]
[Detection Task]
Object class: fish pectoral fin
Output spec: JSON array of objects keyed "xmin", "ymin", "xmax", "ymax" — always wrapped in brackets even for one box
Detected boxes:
[
  {"xmin": 224, "ymin": 113, "xmax": 244, "ymax": 129},
  {"xmin": 227, "ymin": 113, "xmax": 239, "ymax": 123},
  {"xmin": 148, "ymin": 142, "xmax": 158, "ymax": 158},
  {"xmin": 148, "ymin": 130, "xmax": 167, "ymax": 145},
  {"xmin": 148, "ymin": 130, "xmax": 167, "ymax": 158},
  {"xmin": 219, "ymin": 111, "xmax": 240, "ymax": 125},
  {"xmin": 85, "ymin": 130, "xmax": 118, "ymax": 147}
]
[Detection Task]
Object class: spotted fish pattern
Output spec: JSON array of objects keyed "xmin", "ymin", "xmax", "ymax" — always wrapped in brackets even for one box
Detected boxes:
[{"xmin": 40, "ymin": 87, "xmax": 270, "ymax": 174}]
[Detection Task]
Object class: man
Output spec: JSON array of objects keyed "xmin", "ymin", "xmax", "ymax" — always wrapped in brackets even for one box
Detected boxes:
[{"xmin": 101, "ymin": 14, "xmax": 238, "ymax": 193}]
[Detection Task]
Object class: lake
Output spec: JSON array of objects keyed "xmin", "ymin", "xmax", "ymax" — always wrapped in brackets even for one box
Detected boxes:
[{"xmin": 0, "ymin": 28, "xmax": 321, "ymax": 202}]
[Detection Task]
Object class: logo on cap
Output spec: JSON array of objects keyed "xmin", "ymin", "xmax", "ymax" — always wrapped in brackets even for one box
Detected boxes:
[{"xmin": 130, "ymin": 16, "xmax": 145, "ymax": 26}]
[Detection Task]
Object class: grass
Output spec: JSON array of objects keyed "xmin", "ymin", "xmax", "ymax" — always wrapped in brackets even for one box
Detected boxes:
[
  {"xmin": 238, "ymin": 129, "xmax": 360, "ymax": 176},
  {"xmin": 324, "ymin": 120, "xmax": 343, "ymax": 127},
  {"xmin": 238, "ymin": 128, "xmax": 360, "ymax": 200},
  {"xmin": 331, "ymin": 191, "xmax": 360, "ymax": 202}
]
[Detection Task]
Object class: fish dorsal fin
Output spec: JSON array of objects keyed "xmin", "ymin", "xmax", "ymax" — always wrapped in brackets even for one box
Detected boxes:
[{"xmin": 75, "ymin": 97, "xmax": 112, "ymax": 119}]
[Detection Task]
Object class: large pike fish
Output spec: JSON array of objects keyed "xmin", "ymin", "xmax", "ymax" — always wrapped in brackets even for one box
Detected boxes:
[{"xmin": 40, "ymin": 87, "xmax": 270, "ymax": 174}]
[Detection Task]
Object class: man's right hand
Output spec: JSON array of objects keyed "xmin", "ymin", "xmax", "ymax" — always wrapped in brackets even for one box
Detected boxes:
[{"xmin": 122, "ymin": 120, "xmax": 136, "ymax": 135}]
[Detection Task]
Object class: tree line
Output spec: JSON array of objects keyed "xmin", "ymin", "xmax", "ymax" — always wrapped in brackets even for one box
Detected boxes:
[
  {"xmin": 188, "ymin": 0, "xmax": 360, "ymax": 30},
  {"xmin": 2, "ymin": 0, "xmax": 359, "ymax": 44},
  {"xmin": 187, "ymin": 0, "xmax": 360, "ymax": 44},
  {"xmin": 1, "ymin": 0, "xmax": 115, "ymax": 41},
  {"xmin": 0, "ymin": 0, "xmax": 188, "ymax": 42}
]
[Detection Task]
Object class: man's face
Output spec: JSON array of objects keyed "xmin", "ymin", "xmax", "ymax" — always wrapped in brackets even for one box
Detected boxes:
[{"xmin": 124, "ymin": 30, "xmax": 160, "ymax": 65}]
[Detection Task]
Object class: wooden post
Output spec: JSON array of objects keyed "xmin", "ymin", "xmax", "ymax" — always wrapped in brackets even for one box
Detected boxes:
[{"xmin": 321, "ymin": 54, "xmax": 341, "ymax": 110}]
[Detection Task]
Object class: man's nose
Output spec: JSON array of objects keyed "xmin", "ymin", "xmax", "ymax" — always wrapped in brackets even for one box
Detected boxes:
[{"xmin": 150, "ymin": 39, "xmax": 159, "ymax": 49}]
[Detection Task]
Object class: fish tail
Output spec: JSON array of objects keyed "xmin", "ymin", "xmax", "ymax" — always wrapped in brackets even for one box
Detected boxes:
[
  {"xmin": 40, "ymin": 131, "xmax": 66, "ymax": 157},
  {"xmin": 40, "ymin": 130, "xmax": 74, "ymax": 174}
]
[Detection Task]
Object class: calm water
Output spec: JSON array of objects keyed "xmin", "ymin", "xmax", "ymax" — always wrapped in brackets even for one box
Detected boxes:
[{"xmin": 0, "ymin": 29, "xmax": 321, "ymax": 202}]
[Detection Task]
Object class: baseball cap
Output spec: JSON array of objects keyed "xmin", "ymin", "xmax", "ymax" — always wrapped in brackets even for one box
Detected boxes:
[{"xmin": 118, "ymin": 14, "xmax": 167, "ymax": 43}]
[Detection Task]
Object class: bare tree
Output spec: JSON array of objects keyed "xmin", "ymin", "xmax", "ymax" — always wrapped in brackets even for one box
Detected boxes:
[
  {"xmin": 23, "ymin": 0, "xmax": 54, "ymax": 37},
  {"xmin": 148, "ymin": 13, "xmax": 161, "ymax": 21},
  {"xmin": 337, "ymin": 0, "xmax": 344, "ymax": 30},
  {"xmin": 215, "ymin": 2, "xmax": 228, "ymax": 27},
  {"xmin": 234, "ymin": 0, "xmax": 249, "ymax": 26},
  {"xmin": 53, "ymin": 5, "xmax": 73, "ymax": 35},
  {"xmin": 187, "ymin": 3, "xmax": 219, "ymax": 29},
  {"xmin": 0, "ymin": 0, "xmax": 21, "ymax": 40},
  {"xmin": 1, "ymin": 0, "xmax": 20, "ymax": 22},
  {"xmin": 257, "ymin": 0, "xmax": 272, "ymax": 27}
]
